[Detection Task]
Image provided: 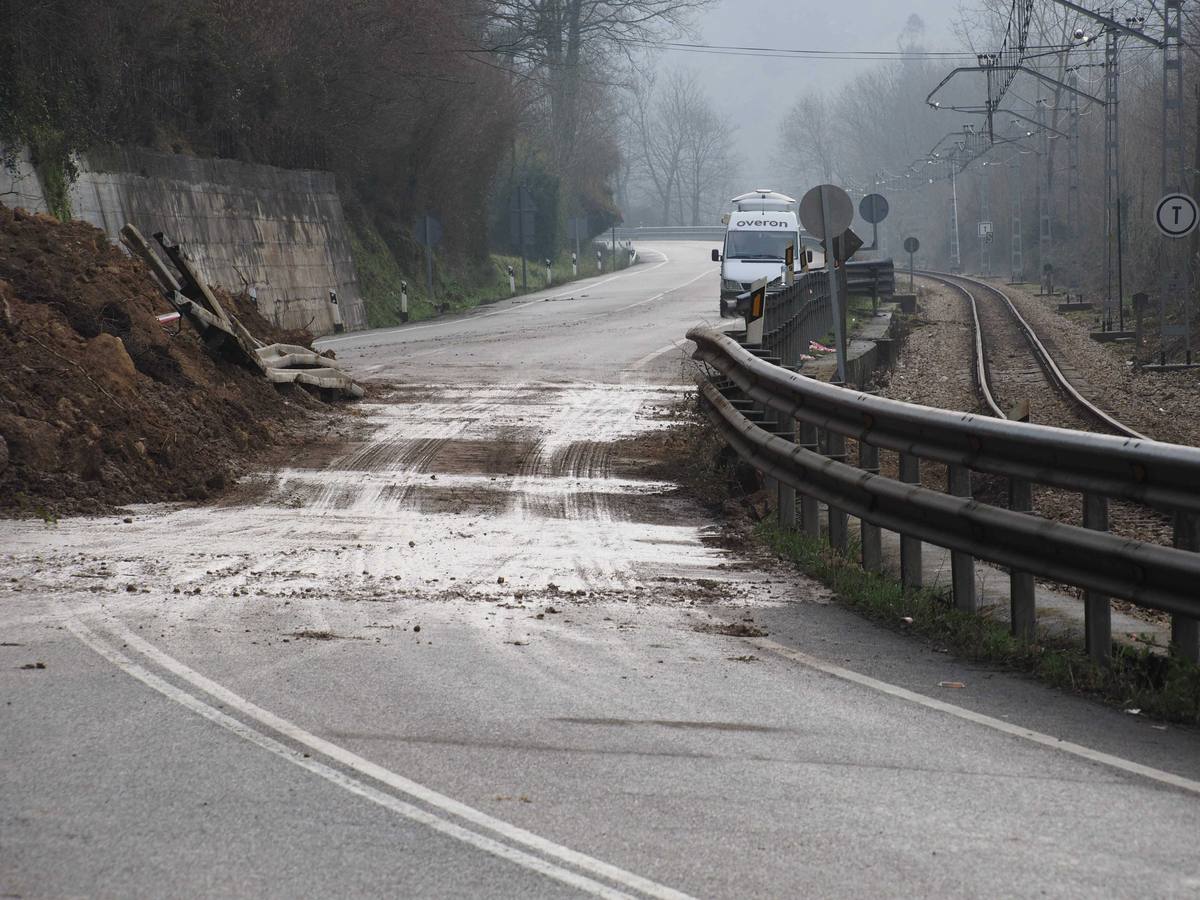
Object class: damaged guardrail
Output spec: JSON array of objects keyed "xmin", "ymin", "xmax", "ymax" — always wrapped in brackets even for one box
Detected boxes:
[
  {"xmin": 689, "ymin": 324, "xmax": 1200, "ymax": 664},
  {"xmin": 122, "ymin": 225, "xmax": 363, "ymax": 399}
]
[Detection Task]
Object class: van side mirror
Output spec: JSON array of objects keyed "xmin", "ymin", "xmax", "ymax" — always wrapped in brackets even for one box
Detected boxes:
[{"xmin": 711, "ymin": 249, "xmax": 721, "ymax": 262}]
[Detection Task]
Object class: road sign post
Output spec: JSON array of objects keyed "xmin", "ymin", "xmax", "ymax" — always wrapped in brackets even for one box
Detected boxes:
[
  {"xmin": 419, "ymin": 213, "xmax": 443, "ymax": 304},
  {"xmin": 512, "ymin": 186, "xmax": 536, "ymax": 293},
  {"xmin": 859, "ymin": 193, "xmax": 889, "ymax": 252},
  {"xmin": 1154, "ymin": 193, "xmax": 1199, "ymax": 363},
  {"xmin": 904, "ymin": 236, "xmax": 920, "ymax": 293},
  {"xmin": 799, "ymin": 184, "xmax": 854, "ymax": 385}
]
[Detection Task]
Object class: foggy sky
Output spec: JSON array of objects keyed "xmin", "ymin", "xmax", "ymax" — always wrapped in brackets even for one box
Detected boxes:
[{"xmin": 662, "ymin": 0, "xmax": 962, "ymax": 186}]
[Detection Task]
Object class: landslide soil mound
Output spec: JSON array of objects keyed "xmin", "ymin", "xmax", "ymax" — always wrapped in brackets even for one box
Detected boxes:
[{"xmin": 0, "ymin": 203, "xmax": 319, "ymax": 516}]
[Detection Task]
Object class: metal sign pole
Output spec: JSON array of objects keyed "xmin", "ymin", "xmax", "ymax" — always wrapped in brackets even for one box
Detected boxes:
[
  {"xmin": 820, "ymin": 185, "xmax": 848, "ymax": 384},
  {"xmin": 518, "ymin": 186, "xmax": 528, "ymax": 293},
  {"xmin": 1161, "ymin": 0, "xmax": 1189, "ymax": 362},
  {"xmin": 424, "ymin": 217, "xmax": 435, "ymax": 303}
]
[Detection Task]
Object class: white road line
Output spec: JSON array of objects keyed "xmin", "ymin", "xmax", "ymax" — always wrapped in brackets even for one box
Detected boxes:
[
  {"xmin": 75, "ymin": 619, "xmax": 695, "ymax": 900},
  {"xmin": 67, "ymin": 621, "xmax": 635, "ymax": 898},
  {"xmin": 611, "ymin": 269, "xmax": 711, "ymax": 315},
  {"xmin": 627, "ymin": 341, "xmax": 688, "ymax": 372},
  {"xmin": 750, "ymin": 636, "xmax": 1200, "ymax": 796},
  {"xmin": 317, "ymin": 252, "xmax": 673, "ymax": 348}
]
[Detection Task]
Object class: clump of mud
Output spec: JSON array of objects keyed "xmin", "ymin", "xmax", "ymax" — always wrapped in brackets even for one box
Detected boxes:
[{"xmin": 0, "ymin": 204, "xmax": 319, "ymax": 516}]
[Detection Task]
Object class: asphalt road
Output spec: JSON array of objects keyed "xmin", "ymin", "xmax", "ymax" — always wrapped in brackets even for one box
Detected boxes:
[{"xmin": 3, "ymin": 243, "xmax": 1200, "ymax": 898}]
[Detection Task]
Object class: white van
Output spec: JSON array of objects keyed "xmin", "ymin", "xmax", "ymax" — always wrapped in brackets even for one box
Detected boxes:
[{"xmin": 713, "ymin": 189, "xmax": 813, "ymax": 318}]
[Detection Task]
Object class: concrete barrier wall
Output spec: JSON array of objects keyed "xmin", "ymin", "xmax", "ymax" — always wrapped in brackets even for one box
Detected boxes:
[{"xmin": 1, "ymin": 146, "xmax": 364, "ymax": 334}]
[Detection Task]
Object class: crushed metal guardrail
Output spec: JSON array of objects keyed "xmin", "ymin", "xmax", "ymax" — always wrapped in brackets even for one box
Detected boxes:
[{"xmin": 122, "ymin": 225, "xmax": 363, "ymax": 399}]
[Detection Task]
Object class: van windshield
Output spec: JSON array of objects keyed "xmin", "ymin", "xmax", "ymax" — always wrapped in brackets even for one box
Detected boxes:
[{"xmin": 726, "ymin": 231, "xmax": 795, "ymax": 261}]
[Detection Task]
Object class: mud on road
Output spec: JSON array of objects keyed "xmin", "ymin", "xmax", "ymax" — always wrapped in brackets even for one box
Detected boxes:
[{"xmin": 0, "ymin": 379, "xmax": 788, "ymax": 639}]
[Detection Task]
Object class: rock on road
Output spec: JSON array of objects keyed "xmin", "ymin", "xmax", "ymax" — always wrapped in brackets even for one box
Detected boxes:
[{"xmin": 3, "ymin": 243, "xmax": 1200, "ymax": 898}]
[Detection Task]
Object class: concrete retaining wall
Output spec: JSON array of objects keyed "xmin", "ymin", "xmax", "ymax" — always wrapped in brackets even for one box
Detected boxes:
[{"xmin": 1, "ymin": 146, "xmax": 364, "ymax": 334}]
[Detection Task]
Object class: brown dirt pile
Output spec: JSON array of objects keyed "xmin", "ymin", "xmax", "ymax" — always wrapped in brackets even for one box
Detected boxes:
[{"xmin": 0, "ymin": 203, "xmax": 317, "ymax": 516}]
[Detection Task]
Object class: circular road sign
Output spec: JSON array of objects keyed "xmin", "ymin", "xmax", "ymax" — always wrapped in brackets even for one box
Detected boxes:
[
  {"xmin": 903, "ymin": 236, "xmax": 920, "ymax": 253},
  {"xmin": 1155, "ymin": 193, "xmax": 1199, "ymax": 239},
  {"xmin": 800, "ymin": 184, "xmax": 854, "ymax": 239},
  {"xmin": 859, "ymin": 193, "xmax": 889, "ymax": 224}
]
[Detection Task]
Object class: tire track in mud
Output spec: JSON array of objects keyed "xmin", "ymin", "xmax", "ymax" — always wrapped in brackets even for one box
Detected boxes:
[{"xmin": 0, "ymin": 383, "xmax": 735, "ymax": 623}]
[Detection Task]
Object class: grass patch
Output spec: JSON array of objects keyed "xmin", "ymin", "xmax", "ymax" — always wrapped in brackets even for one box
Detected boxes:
[{"xmin": 756, "ymin": 520, "xmax": 1200, "ymax": 725}]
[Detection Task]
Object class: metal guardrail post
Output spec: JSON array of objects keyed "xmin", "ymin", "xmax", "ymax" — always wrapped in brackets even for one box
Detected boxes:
[
  {"xmin": 798, "ymin": 421, "xmax": 820, "ymax": 537},
  {"xmin": 859, "ymin": 441, "xmax": 882, "ymax": 572},
  {"xmin": 948, "ymin": 465, "xmax": 977, "ymax": 612},
  {"xmin": 899, "ymin": 452, "xmax": 922, "ymax": 588},
  {"xmin": 776, "ymin": 412, "xmax": 797, "ymax": 532},
  {"xmin": 1083, "ymin": 493, "xmax": 1112, "ymax": 663},
  {"xmin": 1172, "ymin": 511, "xmax": 1200, "ymax": 662},
  {"xmin": 825, "ymin": 385, "xmax": 849, "ymax": 555},
  {"xmin": 1008, "ymin": 477, "xmax": 1036, "ymax": 640},
  {"xmin": 826, "ymin": 431, "xmax": 849, "ymax": 554}
]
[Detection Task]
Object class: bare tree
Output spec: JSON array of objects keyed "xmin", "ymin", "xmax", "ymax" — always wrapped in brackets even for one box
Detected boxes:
[
  {"xmin": 486, "ymin": 0, "xmax": 715, "ymax": 177},
  {"xmin": 775, "ymin": 93, "xmax": 840, "ymax": 192}
]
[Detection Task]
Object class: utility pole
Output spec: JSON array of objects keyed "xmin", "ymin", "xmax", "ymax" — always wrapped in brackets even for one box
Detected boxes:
[
  {"xmin": 1067, "ymin": 67, "xmax": 1081, "ymax": 299},
  {"xmin": 1036, "ymin": 97, "xmax": 1052, "ymax": 293},
  {"xmin": 1103, "ymin": 28, "xmax": 1121, "ymax": 329},
  {"xmin": 1160, "ymin": 0, "xmax": 1189, "ymax": 362},
  {"xmin": 1009, "ymin": 131, "xmax": 1024, "ymax": 284},
  {"xmin": 950, "ymin": 161, "xmax": 962, "ymax": 272},
  {"xmin": 980, "ymin": 164, "xmax": 992, "ymax": 276},
  {"xmin": 517, "ymin": 185, "xmax": 529, "ymax": 292},
  {"xmin": 1046, "ymin": 0, "xmax": 1188, "ymax": 355}
]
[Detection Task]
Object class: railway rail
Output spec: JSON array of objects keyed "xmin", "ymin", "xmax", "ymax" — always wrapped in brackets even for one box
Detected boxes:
[
  {"xmin": 919, "ymin": 271, "xmax": 1144, "ymax": 440},
  {"xmin": 917, "ymin": 272, "xmax": 1172, "ymax": 556}
]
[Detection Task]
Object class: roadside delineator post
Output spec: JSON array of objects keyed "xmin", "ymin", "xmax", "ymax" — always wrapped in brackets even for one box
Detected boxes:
[
  {"xmin": 596, "ymin": 248, "xmax": 603, "ymax": 273},
  {"xmin": 400, "ymin": 281, "xmax": 409, "ymax": 323},
  {"xmin": 572, "ymin": 252, "xmax": 578, "ymax": 278},
  {"xmin": 506, "ymin": 267, "xmax": 515, "ymax": 296},
  {"xmin": 545, "ymin": 258, "xmax": 552, "ymax": 286},
  {"xmin": 329, "ymin": 289, "xmax": 344, "ymax": 334}
]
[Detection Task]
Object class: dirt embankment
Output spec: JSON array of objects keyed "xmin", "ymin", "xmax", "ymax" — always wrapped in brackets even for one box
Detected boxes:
[{"xmin": 0, "ymin": 204, "xmax": 325, "ymax": 516}]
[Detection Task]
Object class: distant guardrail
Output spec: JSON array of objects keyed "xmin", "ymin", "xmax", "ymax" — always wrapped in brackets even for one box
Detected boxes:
[
  {"xmin": 612, "ymin": 226, "xmax": 823, "ymax": 249},
  {"xmin": 688, "ymin": 284, "xmax": 1200, "ymax": 665}
]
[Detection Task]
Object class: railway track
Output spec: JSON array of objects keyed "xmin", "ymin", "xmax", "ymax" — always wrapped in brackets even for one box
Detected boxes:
[
  {"xmin": 914, "ymin": 272, "xmax": 1173, "ymax": 568},
  {"xmin": 920, "ymin": 271, "xmax": 1145, "ymax": 440}
]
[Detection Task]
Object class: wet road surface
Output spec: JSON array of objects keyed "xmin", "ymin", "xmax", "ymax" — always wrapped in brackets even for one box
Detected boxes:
[{"xmin": 4, "ymin": 243, "xmax": 1200, "ymax": 898}]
